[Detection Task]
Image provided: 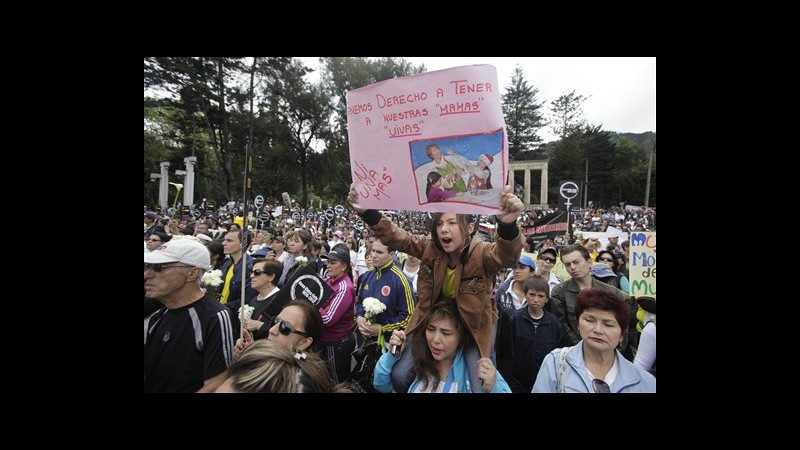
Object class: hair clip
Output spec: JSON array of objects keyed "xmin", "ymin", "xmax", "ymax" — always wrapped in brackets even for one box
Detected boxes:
[{"xmin": 294, "ymin": 351, "xmax": 307, "ymax": 361}]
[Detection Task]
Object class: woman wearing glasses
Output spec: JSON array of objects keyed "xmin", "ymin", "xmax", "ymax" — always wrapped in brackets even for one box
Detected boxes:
[
  {"xmin": 234, "ymin": 299, "xmax": 324, "ymax": 360},
  {"xmin": 532, "ymin": 288, "xmax": 656, "ymax": 393},
  {"xmin": 535, "ymin": 247, "xmax": 562, "ymax": 295},
  {"xmin": 239, "ymin": 259, "xmax": 284, "ymax": 342},
  {"xmin": 145, "ymin": 231, "xmax": 171, "ymax": 253},
  {"xmin": 593, "ymin": 250, "xmax": 624, "ymax": 290}
]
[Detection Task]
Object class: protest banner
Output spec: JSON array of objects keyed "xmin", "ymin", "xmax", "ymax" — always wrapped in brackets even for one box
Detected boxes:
[
  {"xmin": 346, "ymin": 65, "xmax": 508, "ymax": 214},
  {"xmin": 629, "ymin": 232, "xmax": 656, "ymax": 298}
]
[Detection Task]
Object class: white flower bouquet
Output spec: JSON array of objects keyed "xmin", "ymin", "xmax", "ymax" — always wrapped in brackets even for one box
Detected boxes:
[
  {"xmin": 201, "ymin": 269, "xmax": 223, "ymax": 300},
  {"xmin": 362, "ymin": 297, "xmax": 386, "ymax": 325},
  {"xmin": 201, "ymin": 269, "xmax": 223, "ymax": 288},
  {"xmin": 295, "ymin": 256, "xmax": 308, "ymax": 267},
  {"xmin": 239, "ymin": 304, "xmax": 255, "ymax": 322}
]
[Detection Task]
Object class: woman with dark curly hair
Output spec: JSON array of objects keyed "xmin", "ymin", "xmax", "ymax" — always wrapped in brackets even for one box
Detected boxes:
[{"xmin": 374, "ymin": 300, "xmax": 510, "ymax": 393}]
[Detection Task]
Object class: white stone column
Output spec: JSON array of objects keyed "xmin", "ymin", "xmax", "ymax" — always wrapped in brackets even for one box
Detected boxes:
[
  {"xmin": 540, "ymin": 166, "xmax": 548, "ymax": 206},
  {"xmin": 183, "ymin": 156, "xmax": 197, "ymax": 207},
  {"xmin": 524, "ymin": 169, "xmax": 531, "ymax": 208},
  {"xmin": 159, "ymin": 161, "xmax": 170, "ymax": 211}
]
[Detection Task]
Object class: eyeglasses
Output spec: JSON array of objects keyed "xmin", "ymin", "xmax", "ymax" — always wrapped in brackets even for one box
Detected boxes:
[
  {"xmin": 251, "ymin": 269, "xmax": 267, "ymax": 277},
  {"xmin": 538, "ymin": 256, "xmax": 556, "ymax": 264},
  {"xmin": 599, "ymin": 257, "xmax": 615, "ymax": 262},
  {"xmin": 144, "ymin": 263, "xmax": 194, "ymax": 272},
  {"xmin": 592, "ymin": 379, "xmax": 610, "ymax": 393},
  {"xmin": 271, "ymin": 317, "xmax": 308, "ymax": 337}
]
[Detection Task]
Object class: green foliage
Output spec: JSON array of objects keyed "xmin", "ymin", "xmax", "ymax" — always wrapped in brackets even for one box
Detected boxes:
[
  {"xmin": 550, "ymin": 90, "xmax": 588, "ymax": 139},
  {"xmin": 547, "ymin": 129, "xmax": 655, "ymax": 208},
  {"xmin": 502, "ymin": 66, "xmax": 547, "ymax": 160}
]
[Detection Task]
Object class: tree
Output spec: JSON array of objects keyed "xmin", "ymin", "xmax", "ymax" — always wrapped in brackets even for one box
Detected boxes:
[
  {"xmin": 260, "ymin": 59, "xmax": 331, "ymax": 207},
  {"xmin": 502, "ymin": 65, "xmax": 547, "ymax": 159},
  {"xmin": 144, "ymin": 57, "xmax": 248, "ymax": 201},
  {"xmin": 580, "ymin": 125, "xmax": 616, "ymax": 206},
  {"xmin": 550, "ymin": 90, "xmax": 588, "ymax": 139}
]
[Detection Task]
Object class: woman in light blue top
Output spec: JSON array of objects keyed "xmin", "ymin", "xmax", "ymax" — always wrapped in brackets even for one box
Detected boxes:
[
  {"xmin": 532, "ymin": 287, "xmax": 655, "ymax": 393},
  {"xmin": 374, "ymin": 300, "xmax": 509, "ymax": 393}
]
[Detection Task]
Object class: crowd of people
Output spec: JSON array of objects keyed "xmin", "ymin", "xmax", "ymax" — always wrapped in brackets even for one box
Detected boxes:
[{"xmin": 144, "ymin": 189, "xmax": 655, "ymax": 394}]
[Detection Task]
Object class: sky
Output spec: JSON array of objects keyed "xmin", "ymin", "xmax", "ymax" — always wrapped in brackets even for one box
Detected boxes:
[{"xmin": 300, "ymin": 57, "xmax": 655, "ymax": 143}]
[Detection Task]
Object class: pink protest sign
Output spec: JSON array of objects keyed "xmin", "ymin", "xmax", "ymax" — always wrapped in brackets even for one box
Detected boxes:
[{"xmin": 346, "ymin": 65, "xmax": 507, "ymax": 214}]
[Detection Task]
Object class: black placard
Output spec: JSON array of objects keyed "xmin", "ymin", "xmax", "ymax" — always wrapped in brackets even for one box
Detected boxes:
[{"xmin": 270, "ymin": 265, "xmax": 333, "ymax": 314}]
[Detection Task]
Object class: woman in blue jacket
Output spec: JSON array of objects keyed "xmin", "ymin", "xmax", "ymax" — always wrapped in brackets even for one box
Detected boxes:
[
  {"xmin": 532, "ymin": 287, "xmax": 655, "ymax": 393},
  {"xmin": 374, "ymin": 300, "xmax": 510, "ymax": 393}
]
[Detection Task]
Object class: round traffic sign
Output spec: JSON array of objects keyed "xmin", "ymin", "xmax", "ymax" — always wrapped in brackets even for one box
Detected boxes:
[{"xmin": 560, "ymin": 181, "xmax": 579, "ymax": 200}]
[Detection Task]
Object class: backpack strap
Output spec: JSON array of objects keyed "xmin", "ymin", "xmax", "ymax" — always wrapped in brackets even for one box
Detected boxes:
[{"xmin": 557, "ymin": 346, "xmax": 570, "ymax": 393}]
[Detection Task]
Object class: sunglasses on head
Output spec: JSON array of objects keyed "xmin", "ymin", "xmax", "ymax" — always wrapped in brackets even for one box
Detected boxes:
[
  {"xmin": 144, "ymin": 263, "xmax": 193, "ymax": 272},
  {"xmin": 539, "ymin": 256, "xmax": 556, "ymax": 263},
  {"xmin": 271, "ymin": 317, "xmax": 308, "ymax": 337},
  {"xmin": 592, "ymin": 379, "xmax": 610, "ymax": 393}
]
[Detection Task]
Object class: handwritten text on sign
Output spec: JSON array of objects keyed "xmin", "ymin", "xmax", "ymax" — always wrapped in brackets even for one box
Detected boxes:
[
  {"xmin": 346, "ymin": 65, "xmax": 507, "ymax": 214},
  {"xmin": 629, "ymin": 232, "xmax": 656, "ymax": 298}
]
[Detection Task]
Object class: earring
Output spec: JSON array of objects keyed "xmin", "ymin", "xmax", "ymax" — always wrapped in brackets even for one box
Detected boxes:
[{"xmin": 294, "ymin": 350, "xmax": 307, "ymax": 361}]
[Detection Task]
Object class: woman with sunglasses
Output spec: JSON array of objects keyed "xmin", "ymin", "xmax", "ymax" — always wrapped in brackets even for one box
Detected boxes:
[
  {"xmin": 591, "ymin": 253, "xmax": 620, "ymax": 290},
  {"xmin": 532, "ymin": 288, "xmax": 656, "ymax": 393},
  {"xmin": 594, "ymin": 250, "xmax": 623, "ymax": 290},
  {"xmin": 234, "ymin": 299, "xmax": 324, "ymax": 360},
  {"xmin": 145, "ymin": 231, "xmax": 171, "ymax": 253},
  {"xmin": 535, "ymin": 247, "xmax": 563, "ymax": 295},
  {"xmin": 239, "ymin": 259, "xmax": 284, "ymax": 341}
]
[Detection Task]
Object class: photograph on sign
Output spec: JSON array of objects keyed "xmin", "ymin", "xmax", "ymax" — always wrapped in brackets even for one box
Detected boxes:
[
  {"xmin": 346, "ymin": 65, "xmax": 507, "ymax": 215},
  {"xmin": 409, "ymin": 129, "xmax": 503, "ymax": 207}
]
